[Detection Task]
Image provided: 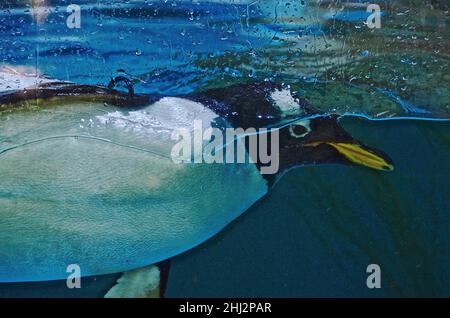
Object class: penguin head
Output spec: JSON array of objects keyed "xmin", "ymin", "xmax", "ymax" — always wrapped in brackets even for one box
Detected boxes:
[{"xmin": 273, "ymin": 114, "xmax": 394, "ymax": 176}]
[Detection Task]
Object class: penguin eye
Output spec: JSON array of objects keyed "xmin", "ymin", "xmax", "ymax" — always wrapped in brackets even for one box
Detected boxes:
[
  {"xmin": 289, "ymin": 120, "xmax": 311, "ymax": 138},
  {"xmin": 292, "ymin": 125, "xmax": 307, "ymax": 135}
]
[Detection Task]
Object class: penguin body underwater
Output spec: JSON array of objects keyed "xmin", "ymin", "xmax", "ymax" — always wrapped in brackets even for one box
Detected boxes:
[{"xmin": 0, "ymin": 68, "xmax": 393, "ymax": 282}]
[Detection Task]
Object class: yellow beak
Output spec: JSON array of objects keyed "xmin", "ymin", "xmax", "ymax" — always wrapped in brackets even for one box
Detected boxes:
[{"xmin": 306, "ymin": 142, "xmax": 394, "ymax": 171}]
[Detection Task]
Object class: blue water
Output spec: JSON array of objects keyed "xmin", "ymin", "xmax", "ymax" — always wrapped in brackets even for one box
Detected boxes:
[
  {"xmin": 1, "ymin": 0, "xmax": 271, "ymax": 94},
  {"xmin": 1, "ymin": 1, "xmax": 449, "ymax": 118}
]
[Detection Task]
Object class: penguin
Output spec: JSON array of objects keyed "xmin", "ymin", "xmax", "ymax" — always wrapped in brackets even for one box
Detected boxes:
[
  {"xmin": 0, "ymin": 74, "xmax": 394, "ymax": 176},
  {"xmin": 0, "ymin": 68, "xmax": 394, "ymax": 284},
  {"xmin": 191, "ymin": 82, "xmax": 394, "ymax": 179}
]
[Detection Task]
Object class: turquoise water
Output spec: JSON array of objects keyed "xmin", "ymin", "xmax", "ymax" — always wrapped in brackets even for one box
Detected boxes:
[{"xmin": 0, "ymin": 0, "xmax": 449, "ymax": 297}]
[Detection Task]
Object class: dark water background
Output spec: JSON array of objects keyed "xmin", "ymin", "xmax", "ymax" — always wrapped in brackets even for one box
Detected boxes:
[
  {"xmin": 0, "ymin": 0, "xmax": 449, "ymax": 297},
  {"xmin": 166, "ymin": 118, "xmax": 450, "ymax": 297}
]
